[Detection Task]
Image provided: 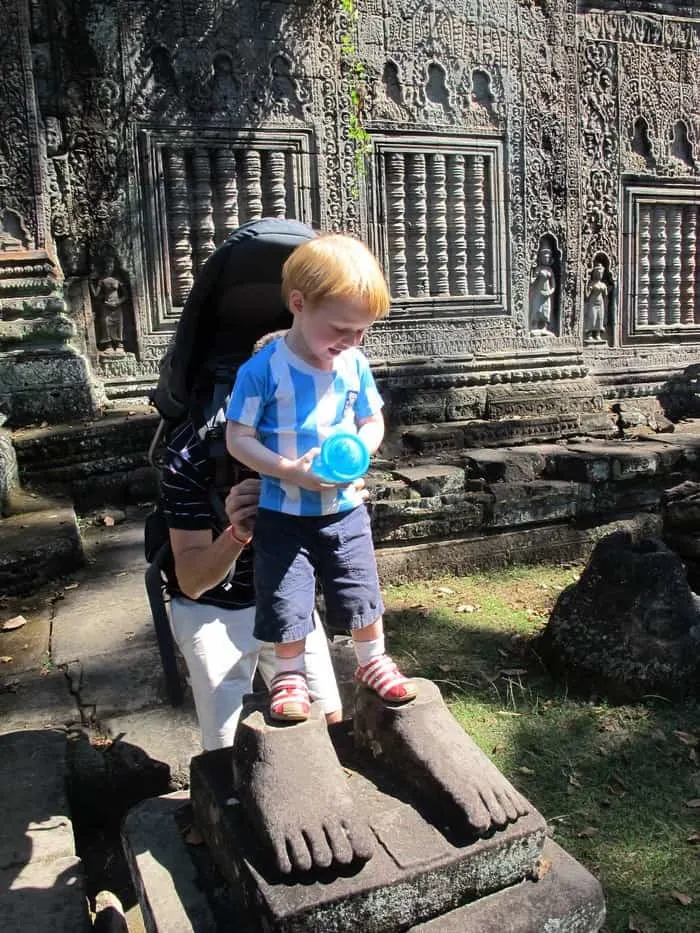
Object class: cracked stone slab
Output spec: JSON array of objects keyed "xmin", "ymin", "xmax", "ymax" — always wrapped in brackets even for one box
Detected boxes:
[
  {"xmin": 0, "ymin": 855, "xmax": 91, "ymax": 933},
  {"xmin": 101, "ymin": 705, "xmax": 201, "ymax": 787},
  {"xmin": 0, "ymin": 730, "xmax": 75, "ymax": 870},
  {"xmin": 0, "ymin": 669, "xmax": 78, "ymax": 732},
  {"xmin": 63, "ymin": 644, "xmax": 166, "ymax": 720},
  {"xmin": 52, "ymin": 569, "xmax": 155, "ymax": 667}
]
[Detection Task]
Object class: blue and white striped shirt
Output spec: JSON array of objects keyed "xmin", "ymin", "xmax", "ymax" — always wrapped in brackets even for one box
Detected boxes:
[{"xmin": 226, "ymin": 337, "xmax": 383, "ymax": 516}]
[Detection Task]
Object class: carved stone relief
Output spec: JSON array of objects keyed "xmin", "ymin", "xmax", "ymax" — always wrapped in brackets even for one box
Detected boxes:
[
  {"xmin": 528, "ymin": 236, "xmax": 561, "ymax": 336},
  {"xmin": 88, "ymin": 250, "xmax": 135, "ymax": 358},
  {"xmin": 1, "ymin": 0, "xmax": 47, "ymax": 250},
  {"xmin": 583, "ymin": 255, "xmax": 613, "ymax": 344},
  {"xmin": 0, "ymin": 0, "xmax": 695, "ymax": 417},
  {"xmin": 580, "ymin": 5, "xmax": 700, "ymax": 353}
]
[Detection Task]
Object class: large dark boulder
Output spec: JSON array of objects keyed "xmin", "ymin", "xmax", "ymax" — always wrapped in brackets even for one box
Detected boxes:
[{"xmin": 539, "ymin": 531, "xmax": 700, "ymax": 699}]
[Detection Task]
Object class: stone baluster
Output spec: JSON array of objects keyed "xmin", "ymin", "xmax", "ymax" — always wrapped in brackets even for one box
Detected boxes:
[
  {"xmin": 406, "ymin": 153, "xmax": 429, "ymax": 297},
  {"xmin": 666, "ymin": 204, "xmax": 682, "ymax": 325},
  {"xmin": 213, "ymin": 147, "xmax": 239, "ymax": 241},
  {"xmin": 427, "ymin": 153, "xmax": 449, "ymax": 296},
  {"xmin": 241, "ymin": 149, "xmax": 263, "ymax": 222},
  {"xmin": 465, "ymin": 154, "xmax": 487, "ymax": 295},
  {"xmin": 192, "ymin": 148, "xmax": 216, "ymax": 271},
  {"xmin": 636, "ymin": 203, "xmax": 650, "ymax": 326},
  {"xmin": 163, "ymin": 147, "xmax": 194, "ymax": 306},
  {"xmin": 385, "ymin": 153, "xmax": 409, "ymax": 297},
  {"xmin": 264, "ymin": 151, "xmax": 287, "ymax": 218},
  {"xmin": 681, "ymin": 204, "xmax": 696, "ymax": 324},
  {"xmin": 696, "ymin": 207, "xmax": 700, "ymax": 325},
  {"xmin": 648, "ymin": 204, "xmax": 667, "ymax": 325},
  {"xmin": 446, "ymin": 153, "xmax": 467, "ymax": 296}
]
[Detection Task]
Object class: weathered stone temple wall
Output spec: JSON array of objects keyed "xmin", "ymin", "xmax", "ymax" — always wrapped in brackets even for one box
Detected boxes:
[{"xmin": 0, "ymin": 0, "xmax": 698, "ymax": 431}]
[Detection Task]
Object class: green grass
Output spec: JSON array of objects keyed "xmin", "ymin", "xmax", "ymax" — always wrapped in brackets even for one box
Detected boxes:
[{"xmin": 381, "ymin": 564, "xmax": 700, "ymax": 933}]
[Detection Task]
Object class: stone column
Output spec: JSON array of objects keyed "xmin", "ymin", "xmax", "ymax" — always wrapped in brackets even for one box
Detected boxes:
[{"xmin": 0, "ymin": 0, "xmax": 100, "ymax": 426}]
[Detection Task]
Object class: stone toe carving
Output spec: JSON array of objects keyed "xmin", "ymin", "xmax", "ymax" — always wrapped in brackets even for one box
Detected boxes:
[
  {"xmin": 354, "ymin": 678, "xmax": 529, "ymax": 839},
  {"xmin": 232, "ymin": 700, "xmax": 374, "ymax": 875}
]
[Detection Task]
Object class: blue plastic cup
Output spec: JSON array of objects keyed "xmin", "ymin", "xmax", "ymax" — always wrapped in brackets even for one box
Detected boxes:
[{"xmin": 312, "ymin": 432, "xmax": 370, "ymax": 483}]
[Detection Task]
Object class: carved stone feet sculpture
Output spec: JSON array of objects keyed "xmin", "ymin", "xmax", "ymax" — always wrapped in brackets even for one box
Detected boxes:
[
  {"xmin": 354, "ymin": 678, "xmax": 529, "ymax": 838},
  {"xmin": 232, "ymin": 699, "xmax": 374, "ymax": 875}
]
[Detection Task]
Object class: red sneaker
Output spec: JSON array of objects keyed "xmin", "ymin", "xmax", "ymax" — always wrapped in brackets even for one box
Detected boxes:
[
  {"xmin": 355, "ymin": 655, "xmax": 418, "ymax": 703},
  {"xmin": 269, "ymin": 672, "xmax": 310, "ymax": 722}
]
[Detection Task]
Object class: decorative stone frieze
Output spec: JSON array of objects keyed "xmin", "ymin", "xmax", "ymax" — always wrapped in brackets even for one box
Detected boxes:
[{"xmin": 0, "ymin": 0, "xmax": 697, "ymax": 429}]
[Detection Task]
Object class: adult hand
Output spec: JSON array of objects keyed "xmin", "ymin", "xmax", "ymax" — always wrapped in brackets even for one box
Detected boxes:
[{"xmin": 225, "ymin": 477, "xmax": 260, "ymax": 540}]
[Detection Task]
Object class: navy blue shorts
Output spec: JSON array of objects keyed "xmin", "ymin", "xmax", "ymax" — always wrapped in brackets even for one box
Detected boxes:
[{"xmin": 252, "ymin": 505, "xmax": 385, "ymax": 644}]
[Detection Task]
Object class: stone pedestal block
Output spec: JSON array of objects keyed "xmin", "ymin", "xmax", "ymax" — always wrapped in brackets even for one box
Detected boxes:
[
  {"xmin": 0, "ymin": 346, "xmax": 100, "ymax": 426},
  {"xmin": 123, "ymin": 796, "xmax": 605, "ymax": 933},
  {"xmin": 411, "ymin": 838, "xmax": 605, "ymax": 933},
  {"xmin": 190, "ymin": 722, "xmax": 548, "ymax": 933}
]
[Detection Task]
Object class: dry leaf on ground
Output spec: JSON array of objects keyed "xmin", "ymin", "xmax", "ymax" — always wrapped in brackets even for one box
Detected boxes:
[
  {"xmin": 576, "ymin": 826, "xmax": 600, "ymax": 838},
  {"xmin": 1, "ymin": 615, "xmax": 27, "ymax": 632},
  {"xmin": 685, "ymin": 799, "xmax": 700, "ymax": 809},
  {"xmin": 0, "ymin": 656, "xmax": 12, "ymax": 663},
  {"xmin": 530, "ymin": 856, "xmax": 552, "ymax": 880},
  {"xmin": 673, "ymin": 731, "xmax": 698, "ymax": 747},
  {"xmin": 667, "ymin": 890, "xmax": 693, "ymax": 906}
]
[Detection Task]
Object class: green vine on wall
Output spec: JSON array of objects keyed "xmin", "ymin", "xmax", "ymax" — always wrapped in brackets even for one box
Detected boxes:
[{"xmin": 339, "ymin": 0, "xmax": 372, "ymax": 198}]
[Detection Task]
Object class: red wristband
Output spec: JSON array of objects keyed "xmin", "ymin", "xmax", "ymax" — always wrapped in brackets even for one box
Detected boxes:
[{"xmin": 228, "ymin": 526, "xmax": 252, "ymax": 547}]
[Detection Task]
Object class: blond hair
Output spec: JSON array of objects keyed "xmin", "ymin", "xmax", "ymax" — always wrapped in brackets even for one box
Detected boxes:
[{"xmin": 281, "ymin": 234, "xmax": 391, "ymax": 320}]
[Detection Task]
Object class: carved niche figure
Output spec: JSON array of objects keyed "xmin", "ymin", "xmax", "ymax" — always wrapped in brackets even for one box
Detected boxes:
[
  {"xmin": 93, "ymin": 79, "xmax": 120, "ymax": 128},
  {"xmin": 32, "ymin": 49, "xmax": 54, "ymax": 113},
  {"xmin": 269, "ymin": 54, "xmax": 304, "ymax": 119},
  {"xmin": 45, "ymin": 116, "xmax": 63, "ymax": 157},
  {"xmin": 669, "ymin": 120, "xmax": 697, "ymax": 173},
  {"xmin": 89, "ymin": 254, "xmax": 128, "ymax": 355},
  {"xmin": 583, "ymin": 262, "xmax": 610, "ymax": 343},
  {"xmin": 372, "ymin": 60, "xmax": 410, "ymax": 123},
  {"xmin": 58, "ymin": 237, "xmax": 86, "ymax": 278},
  {"xmin": 529, "ymin": 245, "xmax": 557, "ymax": 335},
  {"xmin": 151, "ymin": 44, "xmax": 178, "ymax": 93},
  {"xmin": 0, "ymin": 210, "xmax": 30, "ymax": 251},
  {"xmin": 209, "ymin": 52, "xmax": 239, "ymax": 112}
]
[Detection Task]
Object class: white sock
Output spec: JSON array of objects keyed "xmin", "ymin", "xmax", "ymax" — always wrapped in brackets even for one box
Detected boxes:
[
  {"xmin": 274, "ymin": 650, "xmax": 305, "ymax": 676},
  {"xmin": 353, "ymin": 633, "xmax": 385, "ymax": 667}
]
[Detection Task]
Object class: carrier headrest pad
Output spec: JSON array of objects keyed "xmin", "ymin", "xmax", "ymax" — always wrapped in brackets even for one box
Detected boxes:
[
  {"xmin": 217, "ymin": 218, "xmax": 316, "ymax": 289},
  {"xmin": 215, "ymin": 282, "xmax": 290, "ymax": 332}
]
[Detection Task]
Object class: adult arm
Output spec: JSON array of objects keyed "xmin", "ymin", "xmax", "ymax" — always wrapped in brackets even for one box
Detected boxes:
[{"xmin": 169, "ymin": 477, "xmax": 259, "ymax": 601}]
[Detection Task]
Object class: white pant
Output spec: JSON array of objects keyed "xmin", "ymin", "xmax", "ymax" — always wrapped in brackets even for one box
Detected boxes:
[{"xmin": 169, "ymin": 597, "xmax": 342, "ymax": 750}]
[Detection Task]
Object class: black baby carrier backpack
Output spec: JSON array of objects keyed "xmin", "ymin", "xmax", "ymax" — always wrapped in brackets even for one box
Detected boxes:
[
  {"xmin": 144, "ymin": 217, "xmax": 315, "ymax": 703},
  {"xmin": 147, "ymin": 216, "xmax": 315, "ymax": 524}
]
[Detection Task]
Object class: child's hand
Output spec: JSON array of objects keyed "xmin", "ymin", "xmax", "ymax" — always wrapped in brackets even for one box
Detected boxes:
[
  {"xmin": 285, "ymin": 449, "xmax": 350, "ymax": 492},
  {"xmin": 352, "ymin": 476, "xmax": 370, "ymax": 502}
]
